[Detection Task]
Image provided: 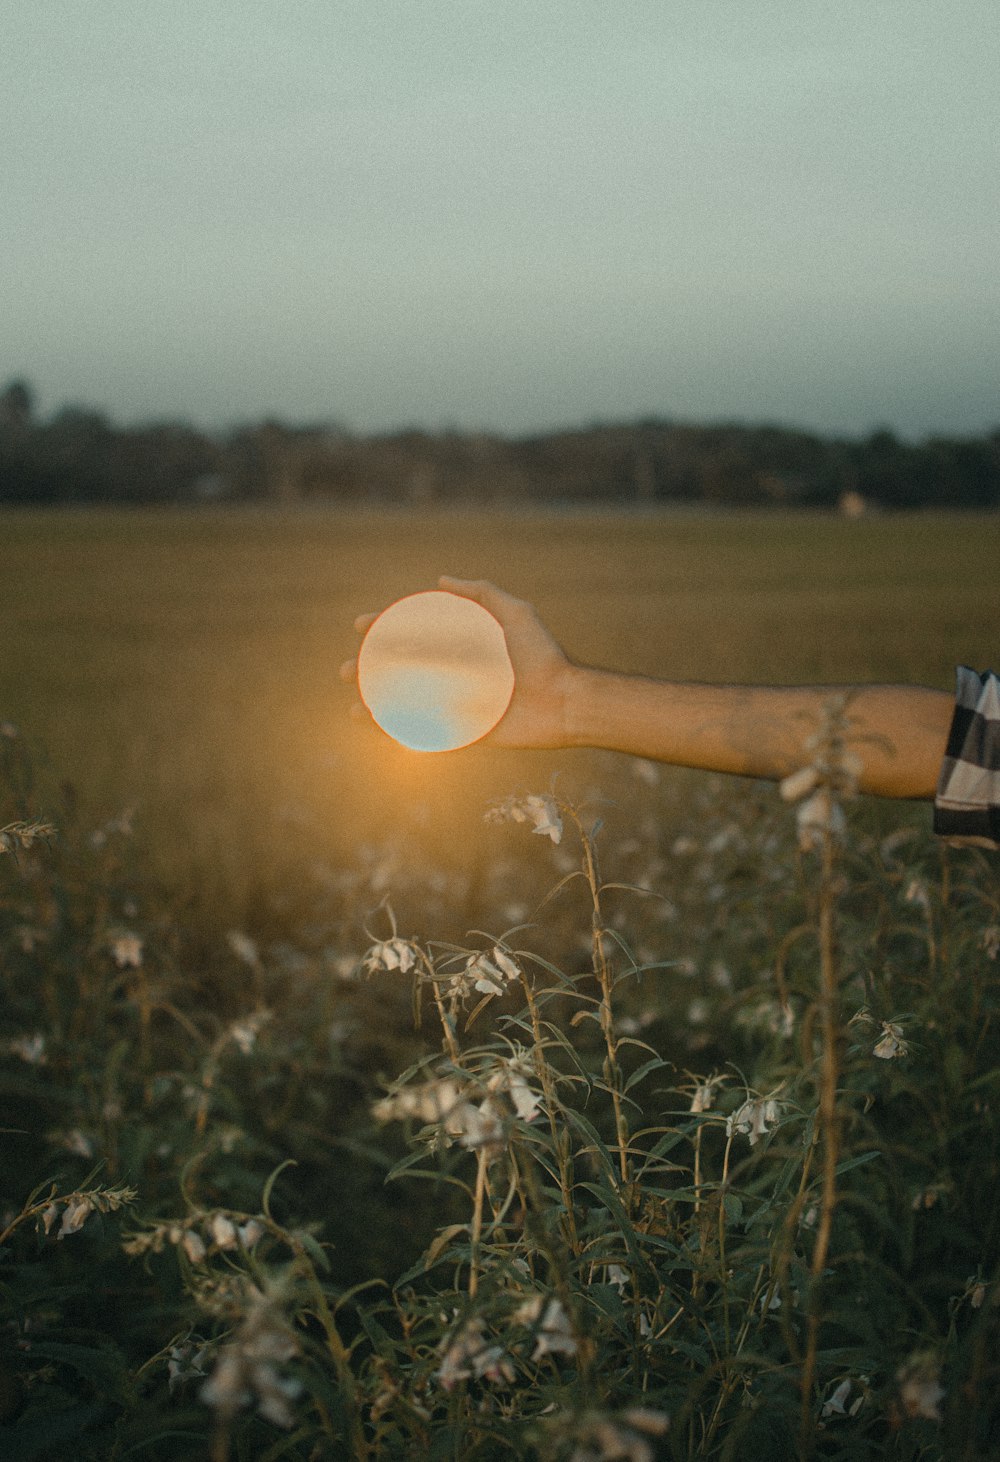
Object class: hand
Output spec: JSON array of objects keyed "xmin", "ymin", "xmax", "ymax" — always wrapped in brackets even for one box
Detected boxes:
[{"xmin": 341, "ymin": 576, "xmax": 580, "ymax": 749}]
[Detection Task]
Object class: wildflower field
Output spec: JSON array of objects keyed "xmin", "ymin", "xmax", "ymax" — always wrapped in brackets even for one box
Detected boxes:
[{"xmin": 1, "ymin": 507, "xmax": 999, "ymax": 1460}]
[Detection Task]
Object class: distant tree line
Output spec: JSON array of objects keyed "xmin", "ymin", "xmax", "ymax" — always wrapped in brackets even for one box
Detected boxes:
[{"xmin": 2, "ymin": 377, "xmax": 998, "ymax": 510}]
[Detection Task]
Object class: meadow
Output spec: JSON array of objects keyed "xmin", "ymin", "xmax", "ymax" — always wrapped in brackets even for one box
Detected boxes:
[
  {"xmin": 1, "ymin": 506, "xmax": 996, "ymax": 907},
  {"xmin": 1, "ymin": 507, "xmax": 998, "ymax": 1460}
]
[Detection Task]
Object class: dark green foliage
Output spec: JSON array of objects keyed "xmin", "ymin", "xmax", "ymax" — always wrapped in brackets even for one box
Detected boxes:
[{"xmin": 2, "ymin": 728, "xmax": 998, "ymax": 1458}]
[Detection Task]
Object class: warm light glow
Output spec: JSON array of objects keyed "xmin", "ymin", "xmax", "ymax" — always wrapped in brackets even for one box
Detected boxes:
[{"xmin": 357, "ymin": 591, "xmax": 515, "ymax": 752}]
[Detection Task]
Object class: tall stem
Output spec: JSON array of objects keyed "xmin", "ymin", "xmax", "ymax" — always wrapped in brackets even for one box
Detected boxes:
[
  {"xmin": 469, "ymin": 1149, "xmax": 487, "ymax": 1299},
  {"xmin": 424, "ymin": 957, "xmax": 460, "ymax": 1063},
  {"xmin": 799, "ymin": 824, "xmax": 841, "ymax": 1457},
  {"xmin": 571, "ymin": 809, "xmax": 631, "ymax": 1188},
  {"xmin": 520, "ymin": 970, "xmax": 580, "ymax": 1254}
]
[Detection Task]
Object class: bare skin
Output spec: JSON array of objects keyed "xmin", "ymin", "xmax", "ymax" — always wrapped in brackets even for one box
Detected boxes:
[{"xmin": 342, "ymin": 576, "xmax": 954, "ymax": 801}]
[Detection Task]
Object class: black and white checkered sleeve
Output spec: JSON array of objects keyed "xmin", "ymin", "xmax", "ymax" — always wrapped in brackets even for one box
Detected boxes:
[{"xmin": 933, "ymin": 667, "xmax": 1000, "ymax": 849}]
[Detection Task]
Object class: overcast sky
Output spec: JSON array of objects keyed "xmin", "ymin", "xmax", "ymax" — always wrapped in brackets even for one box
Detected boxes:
[{"xmin": 4, "ymin": 2, "xmax": 998, "ymax": 439}]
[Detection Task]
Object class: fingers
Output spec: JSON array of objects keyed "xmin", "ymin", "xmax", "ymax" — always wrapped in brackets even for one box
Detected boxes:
[
  {"xmin": 342, "ymin": 612, "xmax": 378, "ymax": 682},
  {"xmin": 438, "ymin": 575, "xmax": 523, "ymax": 619}
]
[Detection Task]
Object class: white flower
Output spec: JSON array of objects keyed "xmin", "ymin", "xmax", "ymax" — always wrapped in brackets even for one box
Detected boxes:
[
  {"xmin": 15, "ymin": 924, "xmax": 46, "ymax": 954},
  {"xmin": 617, "ymin": 1011, "xmax": 656, "ymax": 1036},
  {"xmin": 982, "ymin": 926, "xmax": 1000, "ymax": 960},
  {"xmin": 486, "ymin": 794, "xmax": 563, "ymax": 844},
  {"xmin": 466, "ymin": 946, "xmax": 521, "ymax": 997},
  {"xmin": 513, "ymin": 1295, "xmax": 577, "ymax": 1359},
  {"xmin": 796, "ymin": 789, "xmax": 846, "ymax": 851},
  {"xmin": 60, "ymin": 1128, "xmax": 95, "ymax": 1158},
  {"xmin": 182, "ymin": 1229, "xmax": 207, "ymax": 1263},
  {"xmin": 210, "ymin": 1214, "xmax": 239, "ymax": 1250},
  {"xmin": 904, "ymin": 878, "xmax": 931, "ymax": 911},
  {"xmin": 457, "ymin": 1096, "xmax": 506, "ymax": 1156},
  {"xmin": 364, "ymin": 937, "xmax": 417, "ymax": 975},
  {"xmin": 59, "ymin": 1196, "xmax": 93, "ymax": 1237},
  {"xmin": 563, "ymin": 1409, "xmax": 670, "ymax": 1462},
  {"xmin": 5, "ymin": 1033, "xmax": 47, "ymax": 1065},
  {"xmin": 227, "ymin": 1011, "xmax": 271, "ymax": 1055},
  {"xmin": 734, "ymin": 997, "xmax": 794, "ymax": 1039},
  {"xmin": 110, "ymin": 932, "xmax": 143, "ymax": 968},
  {"xmin": 167, "ymin": 1340, "xmax": 209, "ymax": 1395},
  {"xmin": 897, "ymin": 1353, "xmax": 945, "ymax": 1421},
  {"xmin": 199, "ymin": 1286, "xmax": 301, "ymax": 1428},
  {"xmin": 686, "ymin": 998, "xmax": 709, "ymax": 1026},
  {"xmin": 606, "ymin": 1264, "xmax": 629, "ymax": 1293},
  {"xmin": 238, "ymin": 1219, "xmax": 265, "ymax": 1248},
  {"xmin": 873, "ymin": 1021, "xmax": 908, "ymax": 1060},
  {"xmin": 505, "ymin": 1069, "xmax": 541, "ymax": 1123},
  {"xmin": 372, "ymin": 1077, "xmax": 467, "ymax": 1131},
  {"xmin": 480, "ymin": 1051, "xmax": 543, "ymax": 1124},
  {"xmin": 200, "ymin": 1350, "xmax": 252, "ymax": 1419},
  {"xmin": 705, "ymin": 825, "xmax": 737, "ymax": 855},
  {"xmin": 0, "ymin": 819, "xmax": 55, "ymax": 853},
  {"xmin": 726, "ymin": 1094, "xmax": 782, "ymax": 1146},
  {"xmin": 226, "ymin": 930, "xmax": 260, "ymax": 967},
  {"xmin": 779, "ymin": 765, "xmax": 821, "ymax": 803},
  {"xmin": 436, "ymin": 1318, "xmax": 514, "ymax": 1390},
  {"xmin": 631, "ymin": 758, "xmax": 660, "ymax": 786},
  {"xmin": 709, "ymin": 960, "xmax": 732, "ymax": 990},
  {"xmin": 374, "ymin": 1069, "xmax": 532, "ymax": 1159},
  {"xmin": 821, "ymin": 1378, "xmax": 863, "ymax": 1419}
]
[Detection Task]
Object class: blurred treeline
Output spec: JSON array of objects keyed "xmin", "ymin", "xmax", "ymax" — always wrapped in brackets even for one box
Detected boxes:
[{"xmin": 2, "ymin": 376, "xmax": 999, "ymax": 510}]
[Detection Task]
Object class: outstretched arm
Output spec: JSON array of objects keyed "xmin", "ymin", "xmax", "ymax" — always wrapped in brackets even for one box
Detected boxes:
[{"xmin": 345, "ymin": 577, "xmax": 954, "ymax": 801}]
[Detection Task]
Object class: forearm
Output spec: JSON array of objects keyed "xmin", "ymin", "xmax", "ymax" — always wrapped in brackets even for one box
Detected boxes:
[{"xmin": 562, "ymin": 668, "xmax": 953, "ymax": 800}]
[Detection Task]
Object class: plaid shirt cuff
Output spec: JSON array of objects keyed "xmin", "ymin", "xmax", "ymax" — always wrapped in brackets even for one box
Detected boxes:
[{"xmin": 933, "ymin": 667, "xmax": 1000, "ymax": 849}]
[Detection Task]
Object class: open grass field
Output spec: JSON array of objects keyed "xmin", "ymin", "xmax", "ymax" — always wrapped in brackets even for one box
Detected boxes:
[{"xmin": 1, "ymin": 506, "xmax": 997, "ymax": 904}]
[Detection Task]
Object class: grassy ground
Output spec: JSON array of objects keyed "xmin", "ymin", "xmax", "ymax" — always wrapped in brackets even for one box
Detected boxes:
[{"xmin": 1, "ymin": 506, "xmax": 996, "ymax": 907}]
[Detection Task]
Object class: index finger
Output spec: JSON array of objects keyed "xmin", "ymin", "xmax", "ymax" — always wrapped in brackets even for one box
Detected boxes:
[{"xmin": 437, "ymin": 576, "xmax": 524, "ymax": 619}]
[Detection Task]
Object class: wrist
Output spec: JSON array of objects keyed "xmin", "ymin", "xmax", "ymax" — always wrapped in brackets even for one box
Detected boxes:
[{"xmin": 559, "ymin": 664, "xmax": 606, "ymax": 748}]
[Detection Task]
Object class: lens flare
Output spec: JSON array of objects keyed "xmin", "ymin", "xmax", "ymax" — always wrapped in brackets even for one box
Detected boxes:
[{"xmin": 357, "ymin": 591, "xmax": 515, "ymax": 752}]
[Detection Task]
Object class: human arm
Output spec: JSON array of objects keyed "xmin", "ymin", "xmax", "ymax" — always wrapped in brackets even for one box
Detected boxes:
[{"xmin": 344, "ymin": 577, "xmax": 954, "ymax": 801}]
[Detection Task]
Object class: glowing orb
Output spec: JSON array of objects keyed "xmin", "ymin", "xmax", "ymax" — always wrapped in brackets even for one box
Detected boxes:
[{"xmin": 357, "ymin": 591, "xmax": 515, "ymax": 752}]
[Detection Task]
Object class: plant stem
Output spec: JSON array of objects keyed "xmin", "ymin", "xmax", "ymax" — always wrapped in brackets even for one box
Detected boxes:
[
  {"xmin": 570, "ymin": 808, "xmax": 631, "ymax": 1188},
  {"xmin": 799, "ymin": 822, "xmax": 841, "ymax": 1458},
  {"xmin": 425, "ymin": 956, "xmax": 461, "ymax": 1063},
  {"xmin": 519, "ymin": 969, "xmax": 580, "ymax": 1254},
  {"xmin": 469, "ymin": 1149, "xmax": 487, "ymax": 1299}
]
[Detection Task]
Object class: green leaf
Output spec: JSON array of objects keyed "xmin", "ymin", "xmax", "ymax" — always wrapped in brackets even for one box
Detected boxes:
[
  {"xmin": 624, "ymin": 1056, "xmax": 668, "ymax": 1094},
  {"xmin": 723, "ymin": 1193, "xmax": 743, "ymax": 1225},
  {"xmin": 424, "ymin": 1223, "xmax": 468, "ymax": 1271},
  {"xmin": 262, "ymin": 1158, "xmax": 298, "ymax": 1219},
  {"xmin": 26, "ymin": 1339, "xmax": 132, "ymax": 1404},
  {"xmin": 834, "ymin": 1150, "xmax": 881, "ymax": 1178},
  {"xmin": 293, "ymin": 1229, "xmax": 332, "ymax": 1274}
]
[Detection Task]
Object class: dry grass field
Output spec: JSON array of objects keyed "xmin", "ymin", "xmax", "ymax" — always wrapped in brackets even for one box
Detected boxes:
[{"xmin": 1, "ymin": 506, "xmax": 996, "ymax": 903}]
